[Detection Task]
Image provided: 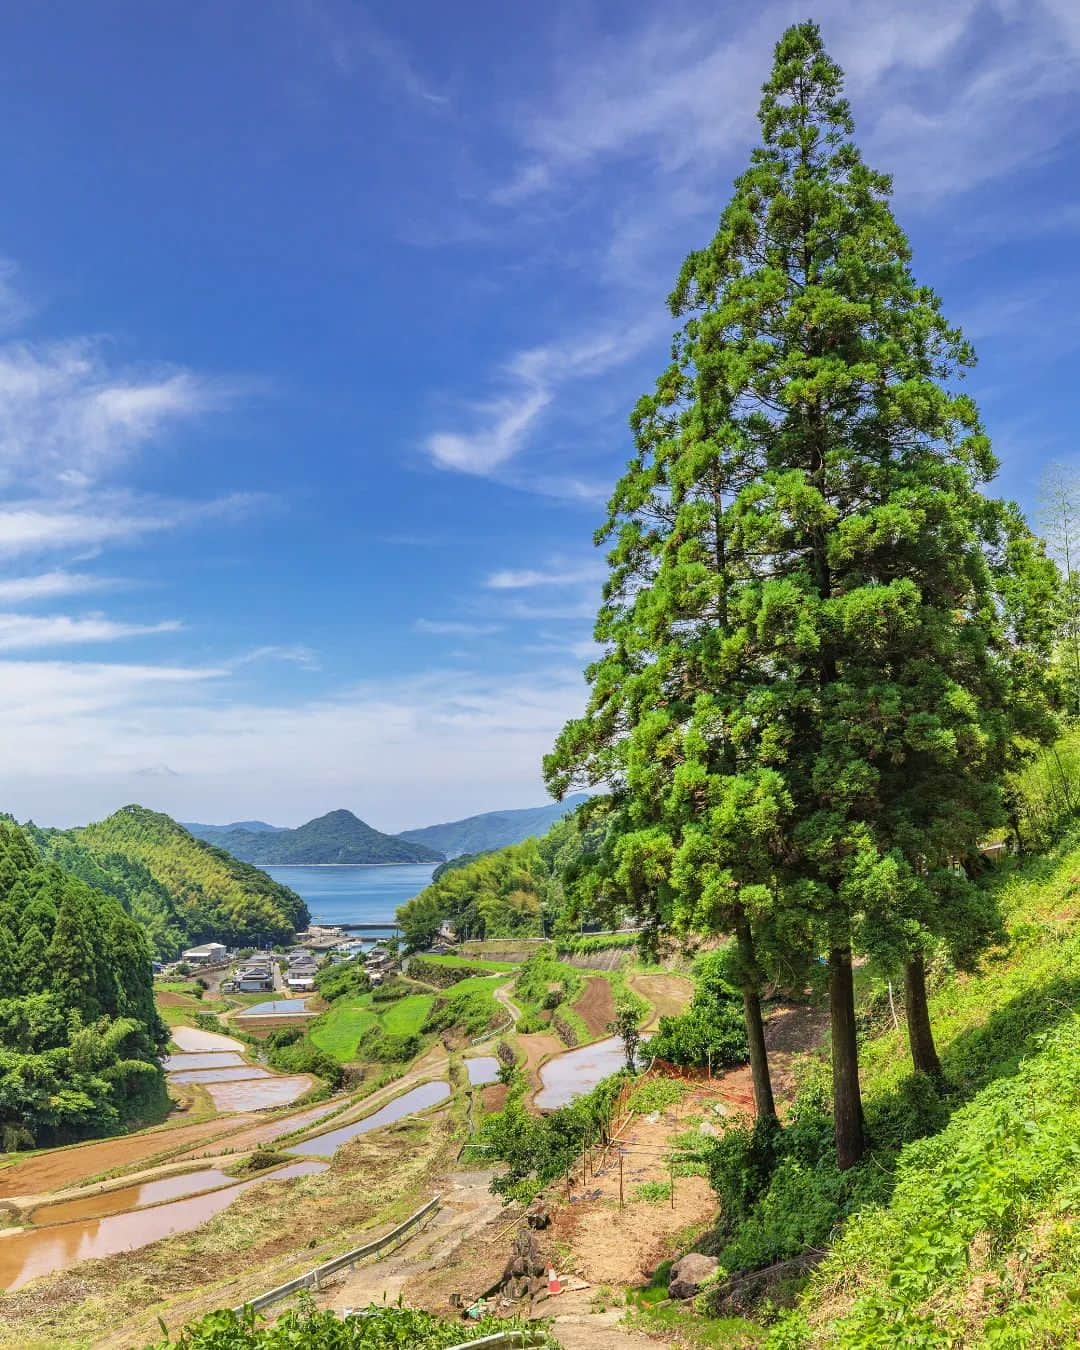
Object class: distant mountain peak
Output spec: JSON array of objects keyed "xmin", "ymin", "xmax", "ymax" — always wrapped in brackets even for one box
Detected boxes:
[
  {"xmin": 186, "ymin": 808, "xmax": 442, "ymax": 865},
  {"xmin": 396, "ymin": 794, "xmax": 589, "ymax": 858}
]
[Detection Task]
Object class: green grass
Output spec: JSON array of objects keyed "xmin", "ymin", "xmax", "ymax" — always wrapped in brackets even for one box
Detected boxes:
[
  {"xmin": 380, "ymin": 992, "xmax": 434, "ymax": 1037},
  {"xmin": 443, "ymin": 974, "xmax": 509, "ymax": 997},
  {"xmin": 754, "ymin": 832, "xmax": 1080, "ymax": 1347},
  {"xmin": 632, "ymin": 1180, "xmax": 673, "ymax": 1204},
  {"xmin": 310, "ymin": 997, "xmax": 379, "ymax": 1061}
]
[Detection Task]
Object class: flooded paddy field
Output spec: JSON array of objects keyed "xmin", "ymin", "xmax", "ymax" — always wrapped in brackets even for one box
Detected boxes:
[
  {"xmin": 203, "ymin": 1074, "xmax": 313, "ymax": 1111},
  {"xmin": 464, "ymin": 1056, "xmax": 499, "ymax": 1086},
  {"xmin": 30, "ymin": 1166, "xmax": 237, "ymax": 1225},
  {"xmin": 534, "ymin": 1036, "xmax": 649, "ymax": 1109},
  {"xmin": 0, "ymin": 1161, "xmax": 327, "ymax": 1290},
  {"xmin": 169, "ymin": 1026, "xmax": 245, "ymax": 1054},
  {"xmin": 163, "ymin": 1052, "xmax": 246, "ymax": 1071},
  {"xmin": 169, "ymin": 1066, "xmax": 272, "ymax": 1084},
  {"xmin": 287, "ymin": 1080, "xmax": 450, "ymax": 1157}
]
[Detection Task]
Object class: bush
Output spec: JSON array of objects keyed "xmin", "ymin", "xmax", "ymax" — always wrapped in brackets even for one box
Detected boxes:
[
  {"xmin": 356, "ymin": 1025, "xmax": 422, "ymax": 1063},
  {"xmin": 480, "ymin": 1070, "xmax": 629, "ymax": 1199},
  {"xmin": 143, "ymin": 1300, "xmax": 538, "ymax": 1348},
  {"xmin": 264, "ymin": 1034, "xmax": 344, "ymax": 1088},
  {"xmin": 314, "ymin": 958, "xmax": 371, "ymax": 1004}
]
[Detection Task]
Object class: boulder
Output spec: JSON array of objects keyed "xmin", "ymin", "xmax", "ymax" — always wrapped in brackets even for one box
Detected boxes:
[{"xmin": 668, "ymin": 1252, "xmax": 719, "ymax": 1300}]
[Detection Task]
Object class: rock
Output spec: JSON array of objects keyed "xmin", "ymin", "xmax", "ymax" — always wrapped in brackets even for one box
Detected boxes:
[
  {"xmin": 526, "ymin": 1201, "xmax": 552, "ymax": 1229},
  {"xmin": 668, "ymin": 1252, "xmax": 719, "ymax": 1300}
]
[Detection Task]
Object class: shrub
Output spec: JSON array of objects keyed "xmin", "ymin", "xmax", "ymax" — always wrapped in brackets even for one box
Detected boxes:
[
  {"xmin": 633, "ymin": 1180, "xmax": 672, "ymax": 1204},
  {"xmin": 143, "ymin": 1300, "xmax": 538, "ymax": 1348},
  {"xmin": 314, "ymin": 958, "xmax": 371, "ymax": 1004}
]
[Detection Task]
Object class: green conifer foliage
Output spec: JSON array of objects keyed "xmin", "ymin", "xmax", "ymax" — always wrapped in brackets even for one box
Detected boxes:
[
  {"xmin": 546, "ymin": 22, "xmax": 1055, "ymax": 1169},
  {"xmin": 0, "ymin": 822, "xmax": 167, "ymax": 1146}
]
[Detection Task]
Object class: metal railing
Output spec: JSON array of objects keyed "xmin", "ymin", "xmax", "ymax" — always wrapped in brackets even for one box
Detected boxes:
[
  {"xmin": 445, "ymin": 1331, "xmax": 554, "ymax": 1350},
  {"xmin": 233, "ymin": 1194, "xmax": 441, "ymax": 1314}
]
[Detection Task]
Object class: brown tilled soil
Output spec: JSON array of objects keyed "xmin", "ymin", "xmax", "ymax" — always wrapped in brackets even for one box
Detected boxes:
[
  {"xmin": 573, "ymin": 977, "xmax": 617, "ymax": 1039},
  {"xmin": 518, "ymin": 1031, "xmax": 563, "ymax": 1094},
  {"xmin": 0, "ymin": 1117, "xmax": 257, "ymax": 1202}
]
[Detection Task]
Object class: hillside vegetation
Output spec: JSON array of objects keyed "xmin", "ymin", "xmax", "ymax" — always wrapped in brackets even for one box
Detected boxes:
[
  {"xmin": 197, "ymin": 808, "xmax": 442, "ymax": 865},
  {"xmin": 51, "ymin": 805, "xmax": 309, "ymax": 952},
  {"xmin": 396, "ymin": 793, "xmax": 589, "ymax": 858},
  {"xmin": 0, "ymin": 821, "xmax": 167, "ymax": 1148},
  {"xmin": 748, "ymin": 832, "xmax": 1080, "ymax": 1346}
]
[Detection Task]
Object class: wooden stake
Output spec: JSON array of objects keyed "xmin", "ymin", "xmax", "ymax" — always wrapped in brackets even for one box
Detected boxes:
[
  {"xmin": 670, "ymin": 1164, "xmax": 675, "ymax": 1210},
  {"xmin": 619, "ymin": 1152, "xmax": 624, "ymax": 1208}
]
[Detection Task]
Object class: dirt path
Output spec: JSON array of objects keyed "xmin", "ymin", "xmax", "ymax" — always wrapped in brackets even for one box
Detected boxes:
[{"xmin": 316, "ymin": 1168, "xmax": 507, "ymax": 1313}]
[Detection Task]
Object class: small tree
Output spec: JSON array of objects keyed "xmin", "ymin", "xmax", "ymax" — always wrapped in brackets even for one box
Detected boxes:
[
  {"xmin": 1040, "ymin": 464, "xmax": 1080, "ymax": 718},
  {"xmin": 608, "ymin": 1001, "xmax": 643, "ymax": 1072}
]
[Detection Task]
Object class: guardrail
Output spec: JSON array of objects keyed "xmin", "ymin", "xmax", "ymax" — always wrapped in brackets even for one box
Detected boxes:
[
  {"xmin": 234, "ymin": 1194, "xmax": 441, "ymax": 1314},
  {"xmin": 445, "ymin": 1331, "xmax": 553, "ymax": 1350}
]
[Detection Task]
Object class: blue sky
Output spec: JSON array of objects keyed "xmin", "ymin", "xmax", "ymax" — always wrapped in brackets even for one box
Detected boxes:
[{"xmin": 0, "ymin": 0, "xmax": 1073, "ymax": 829}]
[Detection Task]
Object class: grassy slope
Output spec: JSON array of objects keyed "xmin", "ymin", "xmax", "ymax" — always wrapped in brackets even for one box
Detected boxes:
[
  {"xmin": 309, "ymin": 999, "xmax": 379, "ymax": 1059},
  {"xmin": 381, "ymin": 993, "xmax": 434, "ymax": 1036},
  {"xmin": 769, "ymin": 835, "xmax": 1080, "ymax": 1348}
]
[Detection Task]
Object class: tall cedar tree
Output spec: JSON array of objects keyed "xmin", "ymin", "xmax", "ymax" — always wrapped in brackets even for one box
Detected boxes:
[{"xmin": 545, "ymin": 22, "xmax": 1056, "ymax": 1168}]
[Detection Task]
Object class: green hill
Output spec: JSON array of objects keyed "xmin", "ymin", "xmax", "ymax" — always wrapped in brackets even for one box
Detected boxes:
[
  {"xmin": 0, "ymin": 820, "xmax": 167, "ymax": 1148},
  {"xmin": 207, "ymin": 808, "xmax": 443, "ymax": 865},
  {"xmin": 395, "ymin": 794, "xmax": 589, "ymax": 858},
  {"xmin": 45, "ymin": 805, "xmax": 310, "ymax": 952}
]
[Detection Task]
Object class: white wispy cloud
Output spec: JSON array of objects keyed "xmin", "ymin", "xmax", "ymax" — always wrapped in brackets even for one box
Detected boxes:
[
  {"xmin": 304, "ymin": 0, "xmax": 448, "ymax": 107},
  {"xmin": 0, "ymin": 339, "xmax": 240, "ymax": 490},
  {"xmin": 424, "ymin": 321, "xmax": 658, "ymax": 477},
  {"xmin": 0, "ymin": 570, "xmax": 115, "ymax": 602},
  {"xmin": 227, "ymin": 645, "xmax": 322, "ymax": 671},
  {"xmin": 0, "ymin": 491, "xmax": 262, "ymax": 559},
  {"xmin": 414, "ymin": 618, "xmax": 502, "ymax": 636},
  {"xmin": 491, "ymin": 0, "xmax": 1079, "ymax": 208},
  {"xmin": 0, "ymin": 612, "xmax": 181, "ymax": 651},
  {"xmin": 0, "ymin": 661, "xmax": 584, "ymax": 830},
  {"xmin": 484, "ymin": 560, "xmax": 605, "ymax": 590}
]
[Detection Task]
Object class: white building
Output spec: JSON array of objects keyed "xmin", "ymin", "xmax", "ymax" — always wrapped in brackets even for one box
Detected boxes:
[{"xmin": 181, "ymin": 942, "xmax": 228, "ymax": 965}]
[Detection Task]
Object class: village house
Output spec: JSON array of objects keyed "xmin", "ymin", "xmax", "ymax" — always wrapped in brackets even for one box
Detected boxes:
[{"xmin": 181, "ymin": 942, "xmax": 228, "ymax": 966}]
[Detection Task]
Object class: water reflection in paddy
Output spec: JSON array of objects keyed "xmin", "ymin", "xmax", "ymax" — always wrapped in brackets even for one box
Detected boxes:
[
  {"xmin": 0, "ymin": 1161, "xmax": 327, "ymax": 1291},
  {"xmin": 534, "ymin": 1036, "xmax": 647, "ymax": 1110},
  {"xmin": 204, "ymin": 1075, "xmax": 313, "ymax": 1112},
  {"xmin": 464, "ymin": 1057, "xmax": 500, "ymax": 1086},
  {"xmin": 288, "ymin": 1081, "xmax": 450, "ymax": 1157},
  {"xmin": 163, "ymin": 1052, "xmax": 245, "ymax": 1072},
  {"xmin": 170, "ymin": 1066, "xmax": 271, "ymax": 1084},
  {"xmin": 170, "ymin": 1026, "xmax": 244, "ymax": 1054},
  {"xmin": 237, "ymin": 998, "xmax": 308, "ymax": 1016},
  {"xmin": 31, "ymin": 1167, "xmax": 236, "ymax": 1226}
]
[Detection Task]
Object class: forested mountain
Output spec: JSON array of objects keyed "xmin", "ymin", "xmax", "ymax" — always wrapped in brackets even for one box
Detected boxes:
[
  {"xmin": 0, "ymin": 821, "xmax": 167, "ymax": 1149},
  {"xmin": 204, "ymin": 809, "xmax": 443, "ymax": 865},
  {"xmin": 34, "ymin": 805, "xmax": 309, "ymax": 955},
  {"xmin": 183, "ymin": 820, "xmax": 282, "ymax": 840},
  {"xmin": 396, "ymin": 794, "xmax": 589, "ymax": 858},
  {"xmin": 396, "ymin": 807, "xmax": 611, "ymax": 949}
]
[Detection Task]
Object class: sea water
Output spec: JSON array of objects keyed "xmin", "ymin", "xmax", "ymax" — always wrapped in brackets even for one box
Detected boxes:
[{"xmin": 264, "ymin": 863, "xmax": 437, "ymax": 929}]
